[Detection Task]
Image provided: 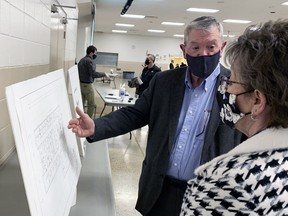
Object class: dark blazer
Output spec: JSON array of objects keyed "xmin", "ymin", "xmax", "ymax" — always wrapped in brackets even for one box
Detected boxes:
[
  {"xmin": 137, "ymin": 64, "xmax": 161, "ymax": 96},
  {"xmin": 87, "ymin": 65, "xmax": 242, "ymax": 215}
]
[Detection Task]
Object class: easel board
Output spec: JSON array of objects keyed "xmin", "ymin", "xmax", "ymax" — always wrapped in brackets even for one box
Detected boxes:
[
  {"xmin": 67, "ymin": 65, "xmax": 86, "ymax": 156},
  {"xmin": 5, "ymin": 69, "xmax": 81, "ymax": 216}
]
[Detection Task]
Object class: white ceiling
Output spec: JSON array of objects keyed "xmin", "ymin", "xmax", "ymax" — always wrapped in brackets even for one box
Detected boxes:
[{"xmin": 90, "ymin": 0, "xmax": 288, "ymax": 39}]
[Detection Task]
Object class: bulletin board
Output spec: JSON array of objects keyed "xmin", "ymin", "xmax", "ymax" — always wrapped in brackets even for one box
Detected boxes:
[
  {"xmin": 5, "ymin": 69, "xmax": 81, "ymax": 216},
  {"xmin": 94, "ymin": 52, "xmax": 118, "ymax": 67}
]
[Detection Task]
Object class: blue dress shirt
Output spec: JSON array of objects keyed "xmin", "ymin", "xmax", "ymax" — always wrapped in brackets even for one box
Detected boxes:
[{"xmin": 166, "ymin": 64, "xmax": 220, "ymax": 181}]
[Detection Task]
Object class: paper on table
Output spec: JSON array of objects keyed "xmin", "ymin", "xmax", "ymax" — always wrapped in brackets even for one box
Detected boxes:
[{"xmin": 105, "ymin": 95, "xmax": 120, "ymax": 99}]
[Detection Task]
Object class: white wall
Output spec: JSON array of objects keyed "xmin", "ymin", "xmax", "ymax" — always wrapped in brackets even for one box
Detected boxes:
[
  {"xmin": 65, "ymin": 7, "xmax": 78, "ymax": 62},
  {"xmin": 76, "ymin": 26, "xmax": 92, "ymax": 62},
  {"xmin": 0, "ymin": 0, "xmax": 79, "ymax": 165},
  {"xmin": 0, "ymin": 0, "xmax": 52, "ymax": 164},
  {"xmin": 0, "ymin": 0, "xmax": 51, "ymax": 67},
  {"xmin": 94, "ymin": 32, "xmax": 185, "ymax": 64}
]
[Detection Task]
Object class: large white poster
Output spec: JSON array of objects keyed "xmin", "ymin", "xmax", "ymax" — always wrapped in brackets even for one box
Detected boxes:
[
  {"xmin": 5, "ymin": 69, "xmax": 81, "ymax": 216},
  {"xmin": 68, "ymin": 65, "xmax": 86, "ymax": 156}
]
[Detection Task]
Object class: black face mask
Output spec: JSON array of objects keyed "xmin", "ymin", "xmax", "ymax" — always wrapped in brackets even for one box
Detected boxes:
[
  {"xmin": 145, "ymin": 59, "xmax": 150, "ymax": 65},
  {"xmin": 186, "ymin": 51, "xmax": 220, "ymax": 79},
  {"xmin": 92, "ymin": 54, "xmax": 97, "ymax": 59}
]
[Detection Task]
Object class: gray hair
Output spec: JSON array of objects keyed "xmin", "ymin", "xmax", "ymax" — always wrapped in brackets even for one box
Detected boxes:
[
  {"xmin": 224, "ymin": 19, "xmax": 288, "ymax": 127},
  {"xmin": 183, "ymin": 16, "xmax": 223, "ymax": 45}
]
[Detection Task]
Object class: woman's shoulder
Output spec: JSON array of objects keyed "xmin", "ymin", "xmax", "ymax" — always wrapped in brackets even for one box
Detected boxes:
[
  {"xmin": 182, "ymin": 148, "xmax": 288, "ymax": 215},
  {"xmin": 198, "ymin": 148, "xmax": 288, "ymax": 178}
]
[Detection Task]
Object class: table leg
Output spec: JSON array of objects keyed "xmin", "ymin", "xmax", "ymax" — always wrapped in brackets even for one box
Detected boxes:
[
  {"xmin": 100, "ymin": 104, "xmax": 106, "ymax": 117},
  {"xmin": 113, "ymin": 79, "xmax": 116, "ymax": 89}
]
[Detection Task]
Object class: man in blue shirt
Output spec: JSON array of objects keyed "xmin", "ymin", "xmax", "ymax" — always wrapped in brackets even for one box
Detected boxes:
[{"xmin": 68, "ymin": 16, "xmax": 243, "ymax": 216}]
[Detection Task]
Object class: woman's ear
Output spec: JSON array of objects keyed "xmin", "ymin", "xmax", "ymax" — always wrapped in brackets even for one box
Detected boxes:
[{"xmin": 252, "ymin": 89, "xmax": 267, "ymax": 116}]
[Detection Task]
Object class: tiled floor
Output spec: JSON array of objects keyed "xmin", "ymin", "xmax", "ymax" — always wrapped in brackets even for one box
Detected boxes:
[
  {"xmin": 106, "ymin": 127, "xmax": 148, "ymax": 216},
  {"xmin": 94, "ymin": 75, "xmax": 147, "ymax": 215}
]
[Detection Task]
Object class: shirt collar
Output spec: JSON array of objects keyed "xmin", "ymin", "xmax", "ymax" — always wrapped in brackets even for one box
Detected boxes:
[{"xmin": 185, "ymin": 63, "xmax": 220, "ymax": 91}]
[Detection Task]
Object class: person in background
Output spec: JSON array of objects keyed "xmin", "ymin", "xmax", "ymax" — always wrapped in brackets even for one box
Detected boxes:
[
  {"xmin": 175, "ymin": 63, "xmax": 180, "ymax": 69},
  {"xmin": 181, "ymin": 19, "xmax": 288, "ymax": 215},
  {"xmin": 169, "ymin": 59, "xmax": 175, "ymax": 69},
  {"xmin": 180, "ymin": 62, "xmax": 187, "ymax": 67},
  {"xmin": 136, "ymin": 54, "xmax": 161, "ymax": 97},
  {"xmin": 78, "ymin": 45, "xmax": 110, "ymax": 117},
  {"xmin": 68, "ymin": 16, "xmax": 243, "ymax": 216}
]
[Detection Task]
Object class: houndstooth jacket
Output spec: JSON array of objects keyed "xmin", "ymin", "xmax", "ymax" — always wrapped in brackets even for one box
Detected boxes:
[{"xmin": 180, "ymin": 127, "xmax": 288, "ymax": 216}]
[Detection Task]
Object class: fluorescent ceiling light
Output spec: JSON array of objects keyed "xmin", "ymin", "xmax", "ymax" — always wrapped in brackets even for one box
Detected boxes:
[
  {"xmin": 249, "ymin": 26, "xmax": 259, "ymax": 31},
  {"xmin": 223, "ymin": 19, "xmax": 251, "ymax": 24},
  {"xmin": 112, "ymin": 30, "xmax": 127, "ymax": 33},
  {"xmin": 223, "ymin": 34, "xmax": 236, "ymax": 38},
  {"xmin": 173, "ymin": 34, "xmax": 184, "ymax": 38},
  {"xmin": 161, "ymin": 22, "xmax": 185, "ymax": 26},
  {"xmin": 186, "ymin": 8, "xmax": 219, "ymax": 13},
  {"xmin": 148, "ymin": 29, "xmax": 165, "ymax": 33},
  {"xmin": 281, "ymin": 2, "xmax": 288, "ymax": 5},
  {"xmin": 115, "ymin": 23, "xmax": 135, "ymax": 27},
  {"xmin": 121, "ymin": 14, "xmax": 145, "ymax": 19}
]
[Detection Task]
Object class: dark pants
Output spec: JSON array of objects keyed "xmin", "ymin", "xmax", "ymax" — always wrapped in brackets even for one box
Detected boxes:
[{"xmin": 145, "ymin": 176, "xmax": 187, "ymax": 216}]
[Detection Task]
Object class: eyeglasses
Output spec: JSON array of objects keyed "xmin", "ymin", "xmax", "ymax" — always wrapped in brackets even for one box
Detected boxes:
[
  {"xmin": 220, "ymin": 75, "xmax": 246, "ymax": 88},
  {"xmin": 218, "ymin": 76, "xmax": 254, "ymax": 95}
]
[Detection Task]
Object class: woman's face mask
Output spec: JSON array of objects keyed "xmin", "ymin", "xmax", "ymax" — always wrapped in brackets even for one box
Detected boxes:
[{"xmin": 217, "ymin": 76, "xmax": 253, "ymax": 128}]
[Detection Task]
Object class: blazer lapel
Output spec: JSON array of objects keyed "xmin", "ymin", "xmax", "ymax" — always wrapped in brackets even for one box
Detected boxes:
[
  {"xmin": 168, "ymin": 69, "xmax": 186, "ymax": 151},
  {"xmin": 204, "ymin": 65, "xmax": 231, "ymax": 146}
]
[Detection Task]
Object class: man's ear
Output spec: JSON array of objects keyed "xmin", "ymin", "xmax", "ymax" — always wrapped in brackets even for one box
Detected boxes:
[
  {"xmin": 220, "ymin": 41, "xmax": 227, "ymax": 56},
  {"xmin": 180, "ymin": 44, "xmax": 186, "ymax": 59}
]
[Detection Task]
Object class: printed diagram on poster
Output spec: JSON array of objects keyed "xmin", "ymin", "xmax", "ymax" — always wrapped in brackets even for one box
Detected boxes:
[{"xmin": 5, "ymin": 69, "xmax": 81, "ymax": 216}]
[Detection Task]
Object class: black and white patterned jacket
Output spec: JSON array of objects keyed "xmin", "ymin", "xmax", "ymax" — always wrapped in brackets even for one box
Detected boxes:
[{"xmin": 180, "ymin": 127, "xmax": 288, "ymax": 216}]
